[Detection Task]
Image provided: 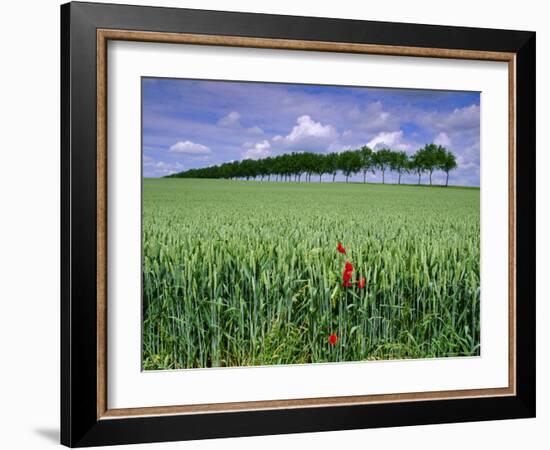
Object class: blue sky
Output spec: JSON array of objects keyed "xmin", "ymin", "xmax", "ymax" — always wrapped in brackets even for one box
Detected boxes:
[{"xmin": 142, "ymin": 78, "xmax": 480, "ymax": 186}]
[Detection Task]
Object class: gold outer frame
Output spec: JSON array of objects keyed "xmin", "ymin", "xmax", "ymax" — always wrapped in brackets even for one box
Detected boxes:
[{"xmin": 96, "ymin": 29, "xmax": 516, "ymax": 420}]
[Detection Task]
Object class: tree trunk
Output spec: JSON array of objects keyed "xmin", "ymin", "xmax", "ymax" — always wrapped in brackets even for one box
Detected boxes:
[
  {"xmin": 319, "ymin": 174, "xmax": 322, "ymax": 182},
  {"xmin": 398, "ymin": 173, "xmax": 401, "ymax": 185},
  {"xmin": 445, "ymin": 171, "xmax": 449, "ymax": 187},
  {"xmin": 418, "ymin": 173, "xmax": 421, "ymax": 185},
  {"xmin": 333, "ymin": 173, "xmax": 336, "ymax": 182},
  {"xmin": 382, "ymin": 170, "xmax": 385, "ymax": 184},
  {"xmin": 346, "ymin": 174, "xmax": 349, "ymax": 183},
  {"xmin": 268, "ymin": 174, "xmax": 271, "ymax": 181},
  {"xmin": 429, "ymin": 170, "xmax": 433, "ymax": 186},
  {"xmin": 363, "ymin": 170, "xmax": 367, "ymax": 183}
]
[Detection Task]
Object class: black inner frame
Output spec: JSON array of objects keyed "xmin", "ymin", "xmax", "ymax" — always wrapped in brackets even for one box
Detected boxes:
[{"xmin": 61, "ymin": 2, "xmax": 535, "ymax": 447}]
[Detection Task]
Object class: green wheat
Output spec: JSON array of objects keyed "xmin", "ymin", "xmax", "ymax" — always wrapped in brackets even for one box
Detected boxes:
[{"xmin": 142, "ymin": 179, "xmax": 480, "ymax": 370}]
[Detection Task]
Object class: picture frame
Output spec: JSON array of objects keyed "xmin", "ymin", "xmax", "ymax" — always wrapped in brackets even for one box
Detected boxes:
[{"xmin": 60, "ymin": 1, "xmax": 536, "ymax": 447}]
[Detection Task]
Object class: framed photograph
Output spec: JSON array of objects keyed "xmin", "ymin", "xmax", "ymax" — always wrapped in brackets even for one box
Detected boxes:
[{"xmin": 61, "ymin": 1, "xmax": 536, "ymax": 447}]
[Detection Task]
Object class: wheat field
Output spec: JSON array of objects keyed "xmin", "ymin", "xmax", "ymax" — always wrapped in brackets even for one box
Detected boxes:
[{"xmin": 142, "ymin": 178, "xmax": 480, "ymax": 370}]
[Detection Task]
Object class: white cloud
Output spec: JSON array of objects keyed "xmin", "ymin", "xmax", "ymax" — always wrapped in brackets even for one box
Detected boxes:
[
  {"xmin": 367, "ymin": 130, "xmax": 410, "ymax": 151},
  {"xmin": 434, "ymin": 132, "xmax": 451, "ymax": 147},
  {"xmin": 218, "ymin": 111, "xmax": 241, "ymax": 127},
  {"xmin": 273, "ymin": 115, "xmax": 338, "ymax": 150},
  {"xmin": 342, "ymin": 129, "xmax": 353, "ymax": 138},
  {"xmin": 348, "ymin": 101, "xmax": 398, "ymax": 133},
  {"xmin": 169, "ymin": 140, "xmax": 211, "ymax": 155},
  {"xmin": 326, "ymin": 141, "xmax": 366, "ymax": 153},
  {"xmin": 443, "ymin": 104, "xmax": 480, "ymax": 130},
  {"xmin": 246, "ymin": 125, "xmax": 264, "ymax": 135},
  {"xmin": 419, "ymin": 104, "xmax": 480, "ymax": 133},
  {"xmin": 242, "ymin": 140, "xmax": 272, "ymax": 159},
  {"xmin": 288, "ymin": 115, "xmax": 337, "ymax": 141},
  {"xmin": 143, "ymin": 158, "xmax": 184, "ymax": 177}
]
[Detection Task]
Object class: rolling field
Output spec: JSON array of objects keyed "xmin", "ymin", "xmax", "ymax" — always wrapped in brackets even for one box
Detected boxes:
[{"xmin": 142, "ymin": 179, "xmax": 480, "ymax": 370}]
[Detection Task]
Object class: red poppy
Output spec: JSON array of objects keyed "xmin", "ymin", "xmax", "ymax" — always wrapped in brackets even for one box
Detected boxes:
[
  {"xmin": 357, "ymin": 277, "xmax": 366, "ymax": 289},
  {"xmin": 329, "ymin": 333, "xmax": 338, "ymax": 345},
  {"xmin": 337, "ymin": 242, "xmax": 346, "ymax": 254},
  {"xmin": 342, "ymin": 261, "xmax": 354, "ymax": 287}
]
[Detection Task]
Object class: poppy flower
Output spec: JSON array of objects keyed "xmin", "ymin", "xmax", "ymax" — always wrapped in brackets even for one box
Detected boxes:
[
  {"xmin": 337, "ymin": 242, "xmax": 346, "ymax": 254},
  {"xmin": 328, "ymin": 333, "xmax": 338, "ymax": 345},
  {"xmin": 357, "ymin": 277, "xmax": 366, "ymax": 289},
  {"xmin": 342, "ymin": 261, "xmax": 354, "ymax": 287}
]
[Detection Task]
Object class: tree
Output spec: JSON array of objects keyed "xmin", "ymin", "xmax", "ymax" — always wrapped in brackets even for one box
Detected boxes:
[
  {"xmin": 359, "ymin": 145, "xmax": 374, "ymax": 183},
  {"xmin": 257, "ymin": 158, "xmax": 269, "ymax": 181},
  {"xmin": 302, "ymin": 152, "xmax": 318, "ymax": 182},
  {"xmin": 311, "ymin": 153, "xmax": 328, "ymax": 181},
  {"xmin": 372, "ymin": 148, "xmax": 393, "ymax": 184},
  {"xmin": 167, "ymin": 146, "xmax": 459, "ymax": 187},
  {"xmin": 240, "ymin": 159, "xmax": 256, "ymax": 180},
  {"xmin": 439, "ymin": 149, "xmax": 457, "ymax": 187},
  {"xmin": 289, "ymin": 152, "xmax": 304, "ymax": 182},
  {"xmin": 338, "ymin": 150, "xmax": 362, "ymax": 183},
  {"xmin": 325, "ymin": 152, "xmax": 339, "ymax": 182},
  {"xmin": 260, "ymin": 157, "xmax": 273, "ymax": 181},
  {"xmin": 410, "ymin": 149, "xmax": 426, "ymax": 185},
  {"xmin": 280, "ymin": 153, "xmax": 293, "ymax": 182},
  {"xmin": 420, "ymin": 143, "xmax": 444, "ymax": 186},
  {"xmin": 390, "ymin": 150, "xmax": 409, "ymax": 185}
]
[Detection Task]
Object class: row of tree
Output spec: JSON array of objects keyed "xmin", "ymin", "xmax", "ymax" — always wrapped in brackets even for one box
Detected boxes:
[{"xmin": 168, "ymin": 143, "xmax": 458, "ymax": 186}]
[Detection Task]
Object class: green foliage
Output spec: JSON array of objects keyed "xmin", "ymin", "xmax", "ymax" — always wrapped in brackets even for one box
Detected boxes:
[
  {"xmin": 372, "ymin": 148, "xmax": 394, "ymax": 184},
  {"xmin": 325, "ymin": 152, "xmax": 340, "ymax": 182},
  {"xmin": 359, "ymin": 146, "xmax": 374, "ymax": 183},
  {"xmin": 142, "ymin": 179, "xmax": 480, "ymax": 369},
  {"xmin": 439, "ymin": 150, "xmax": 458, "ymax": 187},
  {"xmin": 389, "ymin": 151, "xmax": 409, "ymax": 184},
  {"xmin": 337, "ymin": 150, "xmax": 363, "ymax": 182},
  {"xmin": 168, "ymin": 143, "xmax": 459, "ymax": 187}
]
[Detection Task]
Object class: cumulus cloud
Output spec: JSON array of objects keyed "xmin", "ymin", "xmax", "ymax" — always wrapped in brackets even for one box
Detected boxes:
[
  {"xmin": 169, "ymin": 140, "xmax": 211, "ymax": 155},
  {"xmin": 442, "ymin": 104, "xmax": 480, "ymax": 130},
  {"xmin": 246, "ymin": 125, "xmax": 264, "ymax": 135},
  {"xmin": 242, "ymin": 140, "xmax": 271, "ymax": 159},
  {"xmin": 143, "ymin": 156, "xmax": 184, "ymax": 177},
  {"xmin": 419, "ymin": 104, "xmax": 480, "ymax": 133},
  {"xmin": 367, "ymin": 130, "xmax": 410, "ymax": 151},
  {"xmin": 348, "ymin": 101, "xmax": 398, "ymax": 133},
  {"xmin": 342, "ymin": 129, "xmax": 353, "ymax": 138},
  {"xmin": 218, "ymin": 111, "xmax": 241, "ymax": 127},
  {"xmin": 434, "ymin": 132, "xmax": 451, "ymax": 147},
  {"xmin": 273, "ymin": 115, "xmax": 338, "ymax": 150}
]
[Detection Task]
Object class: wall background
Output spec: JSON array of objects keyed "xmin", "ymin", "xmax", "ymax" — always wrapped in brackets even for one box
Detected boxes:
[{"xmin": 0, "ymin": 0, "xmax": 545, "ymax": 448}]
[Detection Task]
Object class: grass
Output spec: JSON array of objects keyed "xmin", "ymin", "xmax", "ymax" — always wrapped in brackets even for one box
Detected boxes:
[{"xmin": 142, "ymin": 178, "xmax": 480, "ymax": 370}]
